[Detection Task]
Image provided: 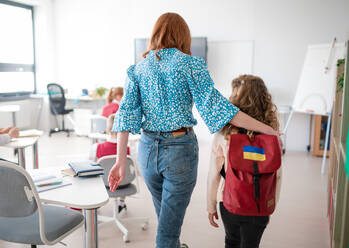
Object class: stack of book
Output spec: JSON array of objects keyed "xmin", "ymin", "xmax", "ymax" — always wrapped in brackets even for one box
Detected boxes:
[{"xmin": 67, "ymin": 161, "xmax": 104, "ymax": 177}]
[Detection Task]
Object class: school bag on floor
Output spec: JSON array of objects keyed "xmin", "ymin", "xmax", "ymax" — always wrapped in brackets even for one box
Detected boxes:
[{"xmin": 223, "ymin": 131, "xmax": 281, "ymax": 216}]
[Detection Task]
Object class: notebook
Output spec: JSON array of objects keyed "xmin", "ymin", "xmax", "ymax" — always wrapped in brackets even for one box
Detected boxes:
[
  {"xmin": 36, "ymin": 177, "xmax": 72, "ymax": 193},
  {"xmin": 29, "ymin": 171, "xmax": 72, "ymax": 193},
  {"xmin": 68, "ymin": 161, "xmax": 104, "ymax": 177},
  {"xmin": 19, "ymin": 129, "xmax": 43, "ymax": 138}
]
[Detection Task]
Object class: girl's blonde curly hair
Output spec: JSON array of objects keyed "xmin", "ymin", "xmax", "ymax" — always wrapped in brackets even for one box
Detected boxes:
[{"xmin": 222, "ymin": 75, "xmax": 279, "ymax": 138}]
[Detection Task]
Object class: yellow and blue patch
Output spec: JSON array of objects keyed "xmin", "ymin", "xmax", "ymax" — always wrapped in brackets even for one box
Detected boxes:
[{"xmin": 243, "ymin": 146, "xmax": 266, "ymax": 161}]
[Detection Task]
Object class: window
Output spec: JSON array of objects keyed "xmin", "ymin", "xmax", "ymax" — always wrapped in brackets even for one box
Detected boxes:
[{"xmin": 0, "ymin": 0, "xmax": 36, "ymax": 95}]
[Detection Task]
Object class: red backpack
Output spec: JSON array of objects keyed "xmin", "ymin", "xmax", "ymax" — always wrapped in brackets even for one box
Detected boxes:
[{"xmin": 223, "ymin": 133, "xmax": 281, "ymax": 216}]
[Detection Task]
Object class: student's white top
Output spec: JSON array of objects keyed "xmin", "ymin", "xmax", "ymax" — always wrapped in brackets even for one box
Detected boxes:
[
  {"xmin": 0, "ymin": 134, "xmax": 10, "ymax": 146},
  {"xmin": 89, "ymin": 137, "xmax": 117, "ymax": 162}
]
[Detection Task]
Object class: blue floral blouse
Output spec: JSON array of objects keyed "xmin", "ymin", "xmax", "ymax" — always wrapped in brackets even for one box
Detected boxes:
[{"xmin": 112, "ymin": 48, "xmax": 239, "ymax": 134}]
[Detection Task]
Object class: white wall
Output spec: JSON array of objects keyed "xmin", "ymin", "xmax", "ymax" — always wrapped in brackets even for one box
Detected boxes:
[{"xmin": 8, "ymin": 0, "xmax": 348, "ymax": 150}]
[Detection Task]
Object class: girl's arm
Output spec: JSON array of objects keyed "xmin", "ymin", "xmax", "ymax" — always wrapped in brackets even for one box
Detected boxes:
[
  {"xmin": 230, "ymin": 111, "xmax": 279, "ymax": 136},
  {"xmin": 207, "ymin": 133, "xmax": 225, "ymax": 227}
]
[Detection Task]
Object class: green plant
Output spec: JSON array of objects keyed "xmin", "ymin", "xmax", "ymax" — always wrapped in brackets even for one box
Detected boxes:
[
  {"xmin": 95, "ymin": 87, "xmax": 107, "ymax": 97},
  {"xmin": 337, "ymin": 59, "xmax": 345, "ymax": 93}
]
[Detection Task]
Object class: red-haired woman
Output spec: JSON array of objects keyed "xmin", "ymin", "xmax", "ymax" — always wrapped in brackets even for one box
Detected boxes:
[{"xmin": 109, "ymin": 13, "xmax": 278, "ymax": 248}]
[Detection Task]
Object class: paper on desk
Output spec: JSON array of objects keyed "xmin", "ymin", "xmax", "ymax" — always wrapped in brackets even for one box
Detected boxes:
[
  {"xmin": 31, "ymin": 172, "xmax": 56, "ymax": 183},
  {"xmin": 19, "ymin": 129, "xmax": 43, "ymax": 138},
  {"xmin": 61, "ymin": 168, "xmax": 77, "ymax": 177},
  {"xmin": 34, "ymin": 176, "xmax": 62, "ymax": 186},
  {"xmin": 36, "ymin": 177, "xmax": 72, "ymax": 193}
]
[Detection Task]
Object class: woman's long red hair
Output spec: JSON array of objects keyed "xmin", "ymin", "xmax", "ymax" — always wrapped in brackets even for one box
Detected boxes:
[{"xmin": 143, "ymin": 12, "xmax": 191, "ymax": 59}]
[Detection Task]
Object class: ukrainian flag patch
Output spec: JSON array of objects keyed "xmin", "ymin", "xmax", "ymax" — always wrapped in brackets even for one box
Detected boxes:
[{"xmin": 243, "ymin": 146, "xmax": 266, "ymax": 161}]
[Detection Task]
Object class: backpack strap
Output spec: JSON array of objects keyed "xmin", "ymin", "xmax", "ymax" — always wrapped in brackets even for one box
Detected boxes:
[
  {"xmin": 220, "ymin": 164, "xmax": 226, "ymax": 179},
  {"xmin": 253, "ymin": 161, "xmax": 261, "ymax": 213},
  {"xmin": 238, "ymin": 128, "xmax": 261, "ymax": 136}
]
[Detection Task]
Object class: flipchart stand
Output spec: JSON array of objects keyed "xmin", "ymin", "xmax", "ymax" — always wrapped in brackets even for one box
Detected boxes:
[{"xmin": 284, "ymin": 38, "xmax": 340, "ymax": 175}]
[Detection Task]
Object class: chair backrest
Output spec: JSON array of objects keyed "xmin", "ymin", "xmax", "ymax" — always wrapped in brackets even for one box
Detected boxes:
[
  {"xmin": 0, "ymin": 160, "xmax": 40, "ymax": 218},
  {"xmin": 97, "ymin": 155, "xmax": 136, "ymax": 188},
  {"xmin": 91, "ymin": 115, "xmax": 107, "ymax": 133},
  {"xmin": 47, "ymin": 83, "xmax": 66, "ymax": 115}
]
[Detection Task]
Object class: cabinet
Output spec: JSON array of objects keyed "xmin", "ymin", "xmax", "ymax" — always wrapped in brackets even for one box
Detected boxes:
[
  {"xmin": 312, "ymin": 115, "xmax": 330, "ymax": 157},
  {"xmin": 328, "ymin": 43, "xmax": 349, "ymax": 248}
]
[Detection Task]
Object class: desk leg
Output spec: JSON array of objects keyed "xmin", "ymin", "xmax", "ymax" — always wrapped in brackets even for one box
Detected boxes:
[
  {"xmin": 83, "ymin": 208, "xmax": 98, "ymax": 248},
  {"xmin": 12, "ymin": 112, "xmax": 17, "ymax": 126},
  {"xmin": 18, "ymin": 148, "xmax": 26, "ymax": 169},
  {"xmin": 33, "ymin": 142, "xmax": 39, "ymax": 169}
]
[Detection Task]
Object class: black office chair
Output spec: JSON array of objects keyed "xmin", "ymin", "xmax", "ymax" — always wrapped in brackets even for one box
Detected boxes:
[{"xmin": 47, "ymin": 83, "xmax": 74, "ymax": 137}]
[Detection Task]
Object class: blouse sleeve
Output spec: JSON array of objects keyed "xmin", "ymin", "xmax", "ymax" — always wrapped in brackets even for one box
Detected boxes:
[
  {"xmin": 188, "ymin": 57, "xmax": 239, "ymax": 133},
  {"xmin": 112, "ymin": 66, "xmax": 143, "ymax": 134}
]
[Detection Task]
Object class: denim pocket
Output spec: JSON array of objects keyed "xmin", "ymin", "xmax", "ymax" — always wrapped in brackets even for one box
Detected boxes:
[
  {"xmin": 138, "ymin": 141, "xmax": 152, "ymax": 169},
  {"xmin": 166, "ymin": 143, "xmax": 197, "ymax": 174}
]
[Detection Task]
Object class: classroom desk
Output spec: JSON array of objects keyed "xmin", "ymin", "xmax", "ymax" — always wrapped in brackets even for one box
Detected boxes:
[
  {"xmin": 3, "ymin": 132, "xmax": 43, "ymax": 169},
  {"xmin": 65, "ymin": 96, "xmax": 107, "ymax": 114},
  {"xmin": 36, "ymin": 167, "xmax": 109, "ymax": 248}
]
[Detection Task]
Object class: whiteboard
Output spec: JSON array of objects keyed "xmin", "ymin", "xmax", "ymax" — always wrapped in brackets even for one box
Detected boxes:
[
  {"xmin": 207, "ymin": 40, "xmax": 254, "ymax": 98},
  {"xmin": 293, "ymin": 43, "xmax": 346, "ymax": 115}
]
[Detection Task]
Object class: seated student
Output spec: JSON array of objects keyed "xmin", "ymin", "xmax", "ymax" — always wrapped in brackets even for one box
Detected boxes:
[
  {"xmin": 89, "ymin": 114, "xmax": 130, "ymax": 161},
  {"xmin": 89, "ymin": 114, "xmax": 130, "ymax": 213},
  {"xmin": 101, "ymin": 87, "xmax": 124, "ymax": 118},
  {"xmin": 0, "ymin": 127, "xmax": 19, "ymax": 145},
  {"xmin": 207, "ymin": 75, "xmax": 282, "ymax": 248}
]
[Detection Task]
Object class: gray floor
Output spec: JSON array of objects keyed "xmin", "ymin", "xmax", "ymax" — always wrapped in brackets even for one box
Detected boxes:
[{"xmin": 0, "ymin": 133, "xmax": 330, "ymax": 248}]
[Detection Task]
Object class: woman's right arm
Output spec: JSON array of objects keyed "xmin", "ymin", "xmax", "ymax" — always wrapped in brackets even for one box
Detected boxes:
[
  {"xmin": 230, "ymin": 111, "xmax": 279, "ymax": 136},
  {"xmin": 109, "ymin": 66, "xmax": 142, "ymax": 191},
  {"xmin": 108, "ymin": 131, "xmax": 129, "ymax": 192}
]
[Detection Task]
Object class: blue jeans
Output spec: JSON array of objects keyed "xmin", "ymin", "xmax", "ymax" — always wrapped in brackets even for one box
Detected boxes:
[{"xmin": 138, "ymin": 130, "xmax": 199, "ymax": 248}]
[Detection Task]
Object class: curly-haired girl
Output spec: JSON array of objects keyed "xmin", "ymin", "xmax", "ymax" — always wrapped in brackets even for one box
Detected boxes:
[{"xmin": 207, "ymin": 75, "xmax": 282, "ymax": 248}]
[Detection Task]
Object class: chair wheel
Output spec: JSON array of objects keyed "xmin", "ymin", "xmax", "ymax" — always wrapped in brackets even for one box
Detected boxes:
[
  {"xmin": 142, "ymin": 222, "xmax": 149, "ymax": 230},
  {"xmin": 123, "ymin": 234, "xmax": 130, "ymax": 243}
]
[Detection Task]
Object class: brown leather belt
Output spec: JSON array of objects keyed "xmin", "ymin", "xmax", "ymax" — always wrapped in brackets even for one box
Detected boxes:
[
  {"xmin": 171, "ymin": 127, "xmax": 193, "ymax": 137},
  {"xmin": 144, "ymin": 127, "xmax": 193, "ymax": 136}
]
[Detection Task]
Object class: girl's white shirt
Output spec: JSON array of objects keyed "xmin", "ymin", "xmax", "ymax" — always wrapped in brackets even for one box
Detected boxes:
[
  {"xmin": 206, "ymin": 132, "xmax": 282, "ymax": 214},
  {"xmin": 89, "ymin": 136, "xmax": 118, "ymax": 162},
  {"xmin": 0, "ymin": 134, "xmax": 10, "ymax": 146}
]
